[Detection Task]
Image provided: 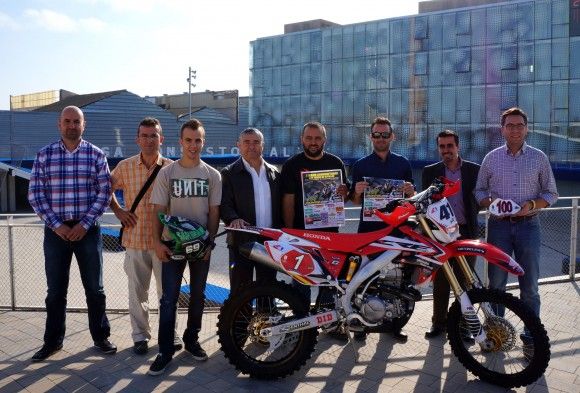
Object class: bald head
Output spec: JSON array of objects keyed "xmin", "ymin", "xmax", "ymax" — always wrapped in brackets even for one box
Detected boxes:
[
  {"xmin": 58, "ymin": 106, "xmax": 85, "ymax": 149},
  {"xmin": 61, "ymin": 106, "xmax": 84, "ymax": 120}
]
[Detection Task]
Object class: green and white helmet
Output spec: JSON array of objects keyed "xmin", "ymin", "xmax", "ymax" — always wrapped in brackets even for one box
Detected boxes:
[{"xmin": 158, "ymin": 213, "xmax": 213, "ymax": 261}]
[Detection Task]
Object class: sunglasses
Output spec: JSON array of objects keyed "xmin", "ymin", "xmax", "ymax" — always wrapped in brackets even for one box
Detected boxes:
[{"xmin": 371, "ymin": 131, "xmax": 392, "ymax": 139}]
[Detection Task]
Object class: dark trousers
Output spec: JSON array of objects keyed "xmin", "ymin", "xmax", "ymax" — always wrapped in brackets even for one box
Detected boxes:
[
  {"xmin": 293, "ymin": 226, "xmax": 338, "ymax": 307},
  {"xmin": 158, "ymin": 257, "xmax": 210, "ymax": 356},
  {"xmin": 431, "ymin": 256, "xmax": 476, "ymax": 327},
  {"xmin": 431, "ymin": 226, "xmax": 476, "ymax": 328},
  {"xmin": 43, "ymin": 223, "xmax": 110, "ymax": 346},
  {"xmin": 228, "ymin": 247, "xmax": 277, "ymax": 294}
]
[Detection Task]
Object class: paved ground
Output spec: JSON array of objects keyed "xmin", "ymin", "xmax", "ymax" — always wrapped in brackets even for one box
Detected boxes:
[{"xmin": 1, "ymin": 280, "xmax": 578, "ymax": 393}]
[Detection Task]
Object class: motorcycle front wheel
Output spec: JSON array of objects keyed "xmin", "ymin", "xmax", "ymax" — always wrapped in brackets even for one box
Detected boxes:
[
  {"xmin": 447, "ymin": 288, "xmax": 550, "ymax": 388},
  {"xmin": 217, "ymin": 280, "xmax": 319, "ymax": 379}
]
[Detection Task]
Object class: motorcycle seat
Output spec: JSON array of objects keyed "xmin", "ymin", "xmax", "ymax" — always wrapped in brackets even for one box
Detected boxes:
[{"xmin": 283, "ymin": 227, "xmax": 393, "ymax": 253}]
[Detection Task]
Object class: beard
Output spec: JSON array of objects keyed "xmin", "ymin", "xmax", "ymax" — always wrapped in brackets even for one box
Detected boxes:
[
  {"xmin": 63, "ymin": 129, "xmax": 81, "ymax": 141},
  {"xmin": 442, "ymin": 153, "xmax": 456, "ymax": 162},
  {"xmin": 303, "ymin": 143, "xmax": 324, "ymax": 158}
]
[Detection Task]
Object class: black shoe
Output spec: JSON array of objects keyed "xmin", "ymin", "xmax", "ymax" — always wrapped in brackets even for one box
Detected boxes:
[
  {"xmin": 353, "ymin": 331, "xmax": 367, "ymax": 342},
  {"xmin": 94, "ymin": 339, "xmax": 117, "ymax": 354},
  {"xmin": 31, "ymin": 344, "xmax": 63, "ymax": 362},
  {"xmin": 148, "ymin": 353, "xmax": 172, "ymax": 376},
  {"xmin": 173, "ymin": 336, "xmax": 183, "ymax": 351},
  {"xmin": 393, "ymin": 330, "xmax": 408, "ymax": 343},
  {"xmin": 461, "ymin": 332, "xmax": 475, "ymax": 345},
  {"xmin": 425, "ymin": 326, "xmax": 445, "ymax": 339},
  {"xmin": 133, "ymin": 340, "xmax": 149, "ymax": 355},
  {"xmin": 185, "ymin": 341, "xmax": 208, "ymax": 361}
]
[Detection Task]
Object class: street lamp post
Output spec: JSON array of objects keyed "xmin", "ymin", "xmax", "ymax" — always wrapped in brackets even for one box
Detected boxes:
[{"xmin": 187, "ymin": 67, "xmax": 197, "ymax": 119}]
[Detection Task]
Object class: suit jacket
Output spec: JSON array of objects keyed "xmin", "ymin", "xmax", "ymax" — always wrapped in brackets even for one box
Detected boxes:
[
  {"xmin": 421, "ymin": 159, "xmax": 481, "ymax": 239},
  {"xmin": 220, "ymin": 157, "xmax": 282, "ymax": 247}
]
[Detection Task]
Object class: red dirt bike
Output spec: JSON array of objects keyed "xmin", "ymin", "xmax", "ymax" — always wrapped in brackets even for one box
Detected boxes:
[{"xmin": 217, "ymin": 178, "xmax": 550, "ymax": 388}]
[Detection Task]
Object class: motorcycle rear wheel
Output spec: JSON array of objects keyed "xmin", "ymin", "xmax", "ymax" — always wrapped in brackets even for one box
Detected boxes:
[
  {"xmin": 447, "ymin": 288, "xmax": 550, "ymax": 388},
  {"xmin": 217, "ymin": 280, "xmax": 318, "ymax": 379}
]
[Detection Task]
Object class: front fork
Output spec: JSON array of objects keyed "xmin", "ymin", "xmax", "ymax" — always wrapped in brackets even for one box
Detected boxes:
[{"xmin": 417, "ymin": 215, "xmax": 489, "ymax": 343}]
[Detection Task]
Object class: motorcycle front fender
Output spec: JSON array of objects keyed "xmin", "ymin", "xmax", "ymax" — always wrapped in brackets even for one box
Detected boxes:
[{"xmin": 446, "ymin": 239, "xmax": 524, "ymax": 276}]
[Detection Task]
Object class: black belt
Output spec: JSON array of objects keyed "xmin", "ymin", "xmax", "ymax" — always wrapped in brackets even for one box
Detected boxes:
[{"xmin": 493, "ymin": 214, "xmax": 538, "ymax": 223}]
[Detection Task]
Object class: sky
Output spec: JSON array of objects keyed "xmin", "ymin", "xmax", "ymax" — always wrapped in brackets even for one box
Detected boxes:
[{"xmin": 0, "ymin": 0, "xmax": 421, "ymax": 110}]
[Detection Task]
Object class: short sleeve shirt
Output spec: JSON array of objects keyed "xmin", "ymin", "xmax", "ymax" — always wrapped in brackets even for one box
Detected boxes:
[
  {"xmin": 110, "ymin": 154, "xmax": 173, "ymax": 250},
  {"xmin": 280, "ymin": 152, "xmax": 347, "ymax": 230},
  {"xmin": 150, "ymin": 160, "xmax": 222, "ymax": 240}
]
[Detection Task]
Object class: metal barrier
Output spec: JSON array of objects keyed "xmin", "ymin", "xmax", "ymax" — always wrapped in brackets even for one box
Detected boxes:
[{"xmin": 1, "ymin": 197, "xmax": 578, "ymax": 312}]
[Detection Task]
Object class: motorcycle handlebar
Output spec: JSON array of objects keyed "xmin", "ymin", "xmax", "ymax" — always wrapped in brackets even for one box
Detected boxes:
[{"xmin": 376, "ymin": 177, "xmax": 460, "ymax": 217}]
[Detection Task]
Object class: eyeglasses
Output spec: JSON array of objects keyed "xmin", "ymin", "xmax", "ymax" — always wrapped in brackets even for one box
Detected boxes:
[
  {"xmin": 504, "ymin": 123, "xmax": 526, "ymax": 131},
  {"xmin": 371, "ymin": 131, "xmax": 392, "ymax": 139}
]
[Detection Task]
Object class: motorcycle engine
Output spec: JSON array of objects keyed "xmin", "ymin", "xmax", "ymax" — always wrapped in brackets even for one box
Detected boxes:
[
  {"xmin": 353, "ymin": 266, "xmax": 408, "ymax": 324},
  {"xmin": 356, "ymin": 295, "xmax": 401, "ymax": 323}
]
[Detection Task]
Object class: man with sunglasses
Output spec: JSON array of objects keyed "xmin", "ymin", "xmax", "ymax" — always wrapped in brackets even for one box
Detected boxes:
[
  {"xmin": 349, "ymin": 116, "xmax": 415, "ymax": 342},
  {"xmin": 350, "ymin": 117, "xmax": 415, "ymax": 232},
  {"xmin": 110, "ymin": 117, "xmax": 180, "ymax": 355},
  {"xmin": 422, "ymin": 129, "xmax": 480, "ymax": 339}
]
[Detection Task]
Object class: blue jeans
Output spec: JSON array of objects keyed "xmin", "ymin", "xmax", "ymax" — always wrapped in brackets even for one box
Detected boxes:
[
  {"xmin": 487, "ymin": 216, "xmax": 541, "ymax": 318},
  {"xmin": 158, "ymin": 257, "xmax": 210, "ymax": 356},
  {"xmin": 43, "ymin": 223, "xmax": 110, "ymax": 346}
]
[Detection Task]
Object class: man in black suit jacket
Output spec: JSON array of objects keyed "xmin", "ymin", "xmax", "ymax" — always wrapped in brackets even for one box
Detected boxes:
[
  {"xmin": 221, "ymin": 128, "xmax": 281, "ymax": 294},
  {"xmin": 422, "ymin": 130, "xmax": 481, "ymax": 338}
]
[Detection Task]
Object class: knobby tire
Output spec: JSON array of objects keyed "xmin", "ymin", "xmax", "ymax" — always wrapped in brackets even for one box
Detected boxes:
[
  {"xmin": 447, "ymin": 288, "xmax": 550, "ymax": 388},
  {"xmin": 217, "ymin": 280, "xmax": 319, "ymax": 379}
]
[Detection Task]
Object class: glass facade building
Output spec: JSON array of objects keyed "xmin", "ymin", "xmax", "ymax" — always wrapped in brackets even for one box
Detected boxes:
[{"xmin": 249, "ymin": 0, "xmax": 580, "ymax": 168}]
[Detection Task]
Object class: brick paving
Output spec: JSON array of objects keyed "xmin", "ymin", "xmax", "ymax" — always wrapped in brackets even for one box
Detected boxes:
[{"xmin": 0, "ymin": 281, "xmax": 578, "ymax": 393}]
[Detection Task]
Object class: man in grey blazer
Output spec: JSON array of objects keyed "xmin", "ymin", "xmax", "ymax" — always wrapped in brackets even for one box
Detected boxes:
[
  {"xmin": 422, "ymin": 129, "xmax": 481, "ymax": 338},
  {"xmin": 220, "ymin": 128, "xmax": 281, "ymax": 294}
]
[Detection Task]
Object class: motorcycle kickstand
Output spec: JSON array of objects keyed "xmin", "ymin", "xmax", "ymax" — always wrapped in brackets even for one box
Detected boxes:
[{"xmin": 345, "ymin": 328, "xmax": 360, "ymax": 363}]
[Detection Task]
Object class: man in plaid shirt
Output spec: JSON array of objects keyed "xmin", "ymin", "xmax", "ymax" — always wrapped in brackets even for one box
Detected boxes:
[
  {"xmin": 28, "ymin": 106, "xmax": 116, "ymax": 361},
  {"xmin": 110, "ymin": 117, "xmax": 179, "ymax": 355},
  {"xmin": 475, "ymin": 107, "xmax": 558, "ymax": 341}
]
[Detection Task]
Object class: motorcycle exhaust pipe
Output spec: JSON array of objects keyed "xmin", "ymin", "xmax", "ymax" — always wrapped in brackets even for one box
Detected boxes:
[{"xmin": 239, "ymin": 242, "xmax": 288, "ymax": 275}]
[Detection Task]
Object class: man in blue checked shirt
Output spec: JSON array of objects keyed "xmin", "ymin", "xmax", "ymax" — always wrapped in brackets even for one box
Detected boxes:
[
  {"xmin": 28, "ymin": 105, "xmax": 116, "ymax": 362},
  {"xmin": 475, "ymin": 107, "xmax": 558, "ymax": 328}
]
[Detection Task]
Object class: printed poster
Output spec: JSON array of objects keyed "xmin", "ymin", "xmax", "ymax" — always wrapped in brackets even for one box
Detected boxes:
[
  {"xmin": 301, "ymin": 169, "xmax": 345, "ymax": 229},
  {"xmin": 362, "ymin": 177, "xmax": 405, "ymax": 221}
]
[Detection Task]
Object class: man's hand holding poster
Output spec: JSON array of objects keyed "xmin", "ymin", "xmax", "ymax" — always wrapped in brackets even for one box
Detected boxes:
[
  {"xmin": 362, "ymin": 177, "xmax": 405, "ymax": 221},
  {"xmin": 301, "ymin": 170, "xmax": 345, "ymax": 229}
]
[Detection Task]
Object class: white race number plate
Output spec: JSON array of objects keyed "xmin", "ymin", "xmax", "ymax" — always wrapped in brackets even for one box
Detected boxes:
[{"xmin": 488, "ymin": 198, "xmax": 521, "ymax": 217}]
